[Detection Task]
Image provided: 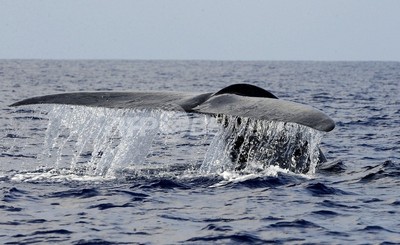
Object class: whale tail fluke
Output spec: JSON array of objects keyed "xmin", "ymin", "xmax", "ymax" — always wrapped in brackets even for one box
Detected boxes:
[{"xmin": 9, "ymin": 83, "xmax": 335, "ymax": 132}]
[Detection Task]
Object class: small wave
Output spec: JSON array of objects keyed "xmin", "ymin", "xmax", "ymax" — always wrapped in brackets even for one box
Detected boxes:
[
  {"xmin": 319, "ymin": 200, "xmax": 360, "ymax": 210},
  {"xmin": 74, "ymin": 238, "xmax": 130, "ymax": 244},
  {"xmin": 186, "ymin": 232, "xmax": 266, "ymax": 244},
  {"xmin": 202, "ymin": 224, "xmax": 233, "ymax": 232},
  {"xmin": 306, "ymin": 182, "xmax": 350, "ymax": 196},
  {"xmin": 317, "ymin": 160, "xmax": 346, "ymax": 174},
  {"xmin": 312, "ymin": 210, "xmax": 340, "ymax": 216},
  {"xmin": 0, "ymin": 153, "xmax": 36, "ymax": 159},
  {"xmin": 10, "ymin": 229, "xmax": 73, "ymax": 244},
  {"xmin": 140, "ymin": 179, "xmax": 190, "ymax": 189},
  {"xmin": 46, "ymin": 188, "xmax": 100, "ymax": 199},
  {"xmin": 359, "ymin": 160, "xmax": 400, "ymax": 183},
  {"xmin": 269, "ymin": 219, "xmax": 322, "ymax": 229},
  {"xmin": 88, "ymin": 202, "xmax": 134, "ymax": 210},
  {"xmin": 0, "ymin": 204, "xmax": 23, "ymax": 212},
  {"xmin": 359, "ymin": 225, "xmax": 396, "ymax": 233},
  {"xmin": 4, "ymin": 133, "xmax": 29, "ymax": 139},
  {"xmin": 32, "ymin": 229, "xmax": 73, "ymax": 235},
  {"xmin": 2, "ymin": 187, "xmax": 29, "ymax": 202}
]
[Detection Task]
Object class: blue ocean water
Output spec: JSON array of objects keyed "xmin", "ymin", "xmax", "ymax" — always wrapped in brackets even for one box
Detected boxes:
[{"xmin": 0, "ymin": 60, "xmax": 399, "ymax": 244}]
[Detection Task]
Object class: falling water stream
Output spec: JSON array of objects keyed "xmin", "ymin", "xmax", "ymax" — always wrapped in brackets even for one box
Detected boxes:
[{"xmin": 11, "ymin": 105, "xmax": 323, "ymax": 183}]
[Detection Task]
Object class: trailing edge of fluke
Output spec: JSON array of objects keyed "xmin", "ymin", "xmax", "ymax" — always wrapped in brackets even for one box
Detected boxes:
[{"xmin": 10, "ymin": 83, "xmax": 335, "ymax": 132}]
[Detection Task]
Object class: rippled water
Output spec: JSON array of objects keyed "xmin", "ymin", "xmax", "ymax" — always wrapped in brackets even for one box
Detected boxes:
[{"xmin": 1, "ymin": 60, "xmax": 399, "ymax": 244}]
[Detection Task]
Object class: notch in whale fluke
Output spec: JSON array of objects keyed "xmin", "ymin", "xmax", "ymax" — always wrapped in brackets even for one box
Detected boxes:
[{"xmin": 9, "ymin": 83, "xmax": 335, "ymax": 132}]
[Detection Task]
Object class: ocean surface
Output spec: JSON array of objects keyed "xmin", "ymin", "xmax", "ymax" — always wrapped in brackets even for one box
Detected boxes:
[{"xmin": 0, "ymin": 60, "xmax": 399, "ymax": 244}]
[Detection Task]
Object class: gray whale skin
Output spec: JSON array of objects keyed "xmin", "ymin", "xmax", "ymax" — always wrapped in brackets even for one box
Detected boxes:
[{"xmin": 10, "ymin": 83, "xmax": 335, "ymax": 132}]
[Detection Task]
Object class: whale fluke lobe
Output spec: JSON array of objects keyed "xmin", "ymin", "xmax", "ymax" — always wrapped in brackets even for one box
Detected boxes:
[
  {"xmin": 193, "ymin": 94, "xmax": 335, "ymax": 132},
  {"xmin": 9, "ymin": 83, "xmax": 335, "ymax": 132}
]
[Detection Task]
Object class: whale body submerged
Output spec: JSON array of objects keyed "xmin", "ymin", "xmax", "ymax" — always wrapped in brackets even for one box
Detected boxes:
[{"xmin": 10, "ymin": 84, "xmax": 335, "ymax": 174}]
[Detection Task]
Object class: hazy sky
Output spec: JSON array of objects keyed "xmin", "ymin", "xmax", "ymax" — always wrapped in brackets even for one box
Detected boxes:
[{"xmin": 1, "ymin": 0, "xmax": 399, "ymax": 61}]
